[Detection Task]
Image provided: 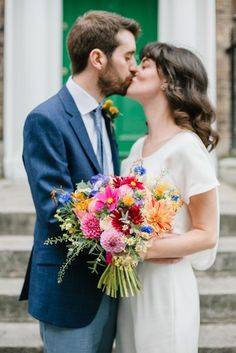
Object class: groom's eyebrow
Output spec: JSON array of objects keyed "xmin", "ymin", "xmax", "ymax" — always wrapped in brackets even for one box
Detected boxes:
[{"xmin": 126, "ymin": 50, "xmax": 135, "ymax": 55}]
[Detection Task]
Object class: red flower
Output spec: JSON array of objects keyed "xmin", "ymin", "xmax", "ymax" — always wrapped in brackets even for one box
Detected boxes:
[
  {"xmin": 128, "ymin": 205, "xmax": 143, "ymax": 225},
  {"xmin": 111, "ymin": 209, "xmax": 131, "ymax": 235},
  {"xmin": 112, "ymin": 176, "xmax": 124, "ymax": 188},
  {"xmin": 121, "ymin": 176, "xmax": 144, "ymax": 190}
]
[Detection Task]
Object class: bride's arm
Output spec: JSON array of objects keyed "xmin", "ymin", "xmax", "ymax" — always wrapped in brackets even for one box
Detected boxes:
[{"xmin": 144, "ymin": 188, "xmax": 218, "ymax": 260}]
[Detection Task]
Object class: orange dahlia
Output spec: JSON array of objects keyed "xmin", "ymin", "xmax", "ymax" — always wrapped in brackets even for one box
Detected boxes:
[{"xmin": 144, "ymin": 197, "xmax": 175, "ymax": 235}]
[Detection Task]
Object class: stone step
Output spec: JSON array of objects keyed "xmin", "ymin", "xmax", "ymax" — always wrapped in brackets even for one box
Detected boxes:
[
  {"xmin": 0, "ymin": 236, "xmax": 33, "ymax": 277},
  {"xmin": 210, "ymin": 236, "xmax": 236, "ymax": 272},
  {"xmin": 0, "ymin": 278, "xmax": 32, "ymax": 322},
  {"xmin": 0, "ymin": 322, "xmax": 235, "ymax": 353},
  {"xmin": 1, "ymin": 236, "xmax": 235, "ymax": 278},
  {"xmin": 0, "ymin": 274, "xmax": 236, "ymax": 323},
  {"xmin": 198, "ymin": 275, "xmax": 236, "ymax": 323},
  {"xmin": 199, "ymin": 324, "xmax": 236, "ymax": 352},
  {"xmin": 0, "ymin": 322, "xmax": 43, "ymax": 353},
  {"xmin": 0, "ymin": 212, "xmax": 235, "ymax": 236}
]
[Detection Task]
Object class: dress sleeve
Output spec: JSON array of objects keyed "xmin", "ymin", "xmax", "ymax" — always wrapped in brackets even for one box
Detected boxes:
[
  {"xmin": 171, "ymin": 134, "xmax": 220, "ymax": 270},
  {"xmin": 173, "ymin": 134, "xmax": 219, "ymax": 205}
]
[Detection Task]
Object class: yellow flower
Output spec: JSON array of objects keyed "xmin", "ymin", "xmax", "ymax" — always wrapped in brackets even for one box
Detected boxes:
[
  {"xmin": 154, "ymin": 182, "xmax": 170, "ymax": 196},
  {"xmin": 102, "ymin": 99, "xmax": 113, "ymax": 109},
  {"xmin": 72, "ymin": 192, "xmax": 86, "ymax": 202},
  {"xmin": 122, "ymin": 194, "xmax": 135, "ymax": 207},
  {"xmin": 75, "ymin": 200, "xmax": 89, "ymax": 211},
  {"xmin": 109, "ymin": 106, "xmax": 119, "ymax": 115}
]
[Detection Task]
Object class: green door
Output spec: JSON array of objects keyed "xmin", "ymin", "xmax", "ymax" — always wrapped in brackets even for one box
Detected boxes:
[{"xmin": 63, "ymin": 1, "xmax": 158, "ymax": 160}]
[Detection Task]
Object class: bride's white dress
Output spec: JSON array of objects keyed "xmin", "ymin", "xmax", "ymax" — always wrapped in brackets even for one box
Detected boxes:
[{"xmin": 115, "ymin": 131, "xmax": 219, "ymax": 353}]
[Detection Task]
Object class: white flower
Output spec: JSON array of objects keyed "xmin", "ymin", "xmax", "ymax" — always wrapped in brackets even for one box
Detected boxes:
[{"xmin": 100, "ymin": 216, "xmax": 112, "ymax": 231}]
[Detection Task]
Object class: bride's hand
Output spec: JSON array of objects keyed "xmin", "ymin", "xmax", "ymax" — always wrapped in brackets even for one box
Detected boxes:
[{"xmin": 143, "ymin": 233, "xmax": 183, "ymax": 264}]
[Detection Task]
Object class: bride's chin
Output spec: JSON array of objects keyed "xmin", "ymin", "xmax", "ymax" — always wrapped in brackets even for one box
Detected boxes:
[{"xmin": 126, "ymin": 88, "xmax": 139, "ymax": 100}]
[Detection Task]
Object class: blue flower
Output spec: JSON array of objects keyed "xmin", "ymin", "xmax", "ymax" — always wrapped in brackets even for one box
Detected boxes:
[
  {"xmin": 171, "ymin": 195, "xmax": 179, "ymax": 201},
  {"xmin": 133, "ymin": 166, "xmax": 146, "ymax": 176},
  {"xmin": 140, "ymin": 226, "xmax": 153, "ymax": 234},
  {"xmin": 58, "ymin": 192, "xmax": 72, "ymax": 205}
]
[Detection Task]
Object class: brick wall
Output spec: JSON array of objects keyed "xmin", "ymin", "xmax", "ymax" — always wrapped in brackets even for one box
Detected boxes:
[{"xmin": 216, "ymin": 0, "xmax": 236, "ymax": 156}]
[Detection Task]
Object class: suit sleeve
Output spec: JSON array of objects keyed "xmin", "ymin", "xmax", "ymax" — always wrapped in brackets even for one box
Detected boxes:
[{"xmin": 23, "ymin": 112, "xmax": 74, "ymax": 235}]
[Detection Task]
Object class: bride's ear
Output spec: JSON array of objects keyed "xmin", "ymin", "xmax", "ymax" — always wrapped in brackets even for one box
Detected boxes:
[{"xmin": 89, "ymin": 49, "xmax": 108, "ymax": 71}]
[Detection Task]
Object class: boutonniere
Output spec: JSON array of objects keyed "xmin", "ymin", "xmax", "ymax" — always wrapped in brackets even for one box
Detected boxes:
[{"xmin": 102, "ymin": 99, "xmax": 121, "ymax": 122}]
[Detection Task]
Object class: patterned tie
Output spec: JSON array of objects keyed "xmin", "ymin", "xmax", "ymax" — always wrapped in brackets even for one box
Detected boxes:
[{"xmin": 91, "ymin": 107, "xmax": 109, "ymax": 175}]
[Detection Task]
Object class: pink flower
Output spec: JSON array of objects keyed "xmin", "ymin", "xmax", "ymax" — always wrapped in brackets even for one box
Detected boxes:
[
  {"xmin": 80, "ymin": 213, "xmax": 102, "ymax": 239},
  {"xmin": 100, "ymin": 228, "xmax": 125, "ymax": 254},
  {"xmin": 106, "ymin": 252, "xmax": 113, "ymax": 264},
  {"xmin": 118, "ymin": 184, "xmax": 133, "ymax": 199},
  {"xmin": 94, "ymin": 186, "xmax": 119, "ymax": 211}
]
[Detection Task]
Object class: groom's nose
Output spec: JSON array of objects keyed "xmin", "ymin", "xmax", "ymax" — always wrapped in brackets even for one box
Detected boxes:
[{"xmin": 130, "ymin": 57, "xmax": 138, "ymax": 74}]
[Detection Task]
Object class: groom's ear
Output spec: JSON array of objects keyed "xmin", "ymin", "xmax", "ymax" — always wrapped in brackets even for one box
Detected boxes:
[{"xmin": 89, "ymin": 49, "xmax": 107, "ymax": 71}]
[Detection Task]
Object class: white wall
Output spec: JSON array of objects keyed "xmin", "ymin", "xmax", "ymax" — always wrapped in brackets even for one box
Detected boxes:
[
  {"xmin": 158, "ymin": 0, "xmax": 216, "ymax": 105},
  {"xmin": 4, "ymin": 0, "xmax": 62, "ymax": 179}
]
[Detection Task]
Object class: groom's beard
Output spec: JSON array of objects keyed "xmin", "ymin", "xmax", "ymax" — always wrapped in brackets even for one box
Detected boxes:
[{"xmin": 98, "ymin": 63, "xmax": 134, "ymax": 97}]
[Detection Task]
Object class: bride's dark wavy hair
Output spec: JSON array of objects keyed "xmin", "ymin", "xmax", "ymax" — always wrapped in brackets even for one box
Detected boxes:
[{"xmin": 140, "ymin": 42, "xmax": 219, "ymax": 151}]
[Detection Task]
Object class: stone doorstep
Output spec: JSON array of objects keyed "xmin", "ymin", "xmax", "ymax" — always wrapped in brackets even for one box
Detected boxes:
[
  {"xmin": 1, "ymin": 274, "xmax": 235, "ymax": 298},
  {"xmin": 1, "ymin": 274, "xmax": 236, "ymax": 324},
  {"xmin": 0, "ymin": 323, "xmax": 236, "ymax": 352},
  {"xmin": 1, "ymin": 213, "xmax": 235, "ymax": 236},
  {"xmin": 0, "ymin": 236, "xmax": 236, "ymax": 278},
  {"xmin": 0, "ymin": 179, "xmax": 235, "ymax": 215},
  {"xmin": 0, "ymin": 234, "xmax": 235, "ymax": 252}
]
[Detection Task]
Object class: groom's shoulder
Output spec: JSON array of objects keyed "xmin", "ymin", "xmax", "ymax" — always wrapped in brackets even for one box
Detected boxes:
[
  {"xmin": 30, "ymin": 90, "xmax": 63, "ymax": 117},
  {"xmin": 25, "ymin": 87, "xmax": 68, "ymax": 128}
]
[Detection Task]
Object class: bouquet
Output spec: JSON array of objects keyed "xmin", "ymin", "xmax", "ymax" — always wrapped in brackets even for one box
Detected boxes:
[{"xmin": 45, "ymin": 161, "xmax": 183, "ymax": 298}]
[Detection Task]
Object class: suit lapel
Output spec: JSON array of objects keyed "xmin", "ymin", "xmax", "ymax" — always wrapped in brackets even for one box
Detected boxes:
[{"xmin": 58, "ymin": 86, "xmax": 102, "ymax": 174}]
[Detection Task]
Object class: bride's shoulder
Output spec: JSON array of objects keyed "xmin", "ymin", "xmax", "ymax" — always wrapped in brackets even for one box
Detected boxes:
[
  {"xmin": 174, "ymin": 131, "xmax": 207, "ymax": 155},
  {"xmin": 128, "ymin": 135, "xmax": 146, "ymax": 157}
]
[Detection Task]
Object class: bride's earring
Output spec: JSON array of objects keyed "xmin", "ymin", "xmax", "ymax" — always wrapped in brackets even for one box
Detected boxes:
[{"xmin": 160, "ymin": 81, "xmax": 168, "ymax": 91}]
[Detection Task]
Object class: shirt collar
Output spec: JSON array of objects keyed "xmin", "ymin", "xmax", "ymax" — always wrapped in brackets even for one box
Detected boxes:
[{"xmin": 66, "ymin": 76, "xmax": 99, "ymax": 115}]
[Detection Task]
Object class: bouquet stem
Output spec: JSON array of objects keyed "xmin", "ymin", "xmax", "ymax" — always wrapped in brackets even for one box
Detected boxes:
[{"xmin": 97, "ymin": 263, "xmax": 142, "ymax": 298}]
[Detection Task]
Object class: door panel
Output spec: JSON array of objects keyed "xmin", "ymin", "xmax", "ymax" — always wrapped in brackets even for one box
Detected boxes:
[{"xmin": 63, "ymin": 0, "xmax": 158, "ymax": 160}]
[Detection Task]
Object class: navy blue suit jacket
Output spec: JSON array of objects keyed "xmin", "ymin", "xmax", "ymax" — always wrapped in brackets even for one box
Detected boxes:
[{"xmin": 19, "ymin": 86, "xmax": 119, "ymax": 328}]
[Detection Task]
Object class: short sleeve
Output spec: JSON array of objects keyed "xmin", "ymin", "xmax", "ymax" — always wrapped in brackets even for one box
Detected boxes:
[
  {"xmin": 169, "ymin": 133, "xmax": 220, "ymax": 271},
  {"xmin": 172, "ymin": 134, "xmax": 219, "ymax": 205}
]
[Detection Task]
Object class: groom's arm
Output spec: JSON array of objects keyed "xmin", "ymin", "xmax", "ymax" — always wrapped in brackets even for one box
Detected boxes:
[{"xmin": 23, "ymin": 111, "xmax": 74, "ymax": 236}]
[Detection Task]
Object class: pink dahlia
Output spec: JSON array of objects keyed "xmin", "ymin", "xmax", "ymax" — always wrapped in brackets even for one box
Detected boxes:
[
  {"xmin": 100, "ymin": 228, "xmax": 125, "ymax": 254},
  {"xmin": 80, "ymin": 213, "xmax": 102, "ymax": 239}
]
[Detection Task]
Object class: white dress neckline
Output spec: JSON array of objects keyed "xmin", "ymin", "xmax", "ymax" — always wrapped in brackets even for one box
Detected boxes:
[{"xmin": 140, "ymin": 130, "xmax": 200, "ymax": 160}]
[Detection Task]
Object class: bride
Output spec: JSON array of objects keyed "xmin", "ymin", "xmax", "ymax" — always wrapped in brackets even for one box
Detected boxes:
[{"xmin": 115, "ymin": 42, "xmax": 219, "ymax": 353}]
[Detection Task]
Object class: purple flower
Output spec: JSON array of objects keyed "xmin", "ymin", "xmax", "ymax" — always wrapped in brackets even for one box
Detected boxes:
[
  {"xmin": 58, "ymin": 192, "xmax": 72, "ymax": 205},
  {"xmin": 90, "ymin": 174, "xmax": 110, "ymax": 196}
]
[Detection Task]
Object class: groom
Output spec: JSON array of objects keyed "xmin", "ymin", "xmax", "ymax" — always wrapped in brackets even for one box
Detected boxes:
[{"xmin": 20, "ymin": 11, "xmax": 140, "ymax": 353}]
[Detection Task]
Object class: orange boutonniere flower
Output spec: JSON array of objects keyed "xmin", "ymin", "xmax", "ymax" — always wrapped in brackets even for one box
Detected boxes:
[{"xmin": 102, "ymin": 99, "xmax": 121, "ymax": 120}]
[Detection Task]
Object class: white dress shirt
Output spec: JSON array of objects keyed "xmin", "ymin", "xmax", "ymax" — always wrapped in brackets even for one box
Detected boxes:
[{"xmin": 66, "ymin": 77, "xmax": 114, "ymax": 174}]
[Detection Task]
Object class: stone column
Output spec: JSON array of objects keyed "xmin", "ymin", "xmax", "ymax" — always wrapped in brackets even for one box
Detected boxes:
[
  {"xmin": 158, "ymin": 0, "xmax": 217, "ymax": 167},
  {"xmin": 4, "ymin": 0, "xmax": 62, "ymax": 179}
]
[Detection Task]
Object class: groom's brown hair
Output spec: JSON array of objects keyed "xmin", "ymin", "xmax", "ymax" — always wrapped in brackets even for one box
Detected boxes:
[{"xmin": 67, "ymin": 10, "xmax": 140, "ymax": 75}]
